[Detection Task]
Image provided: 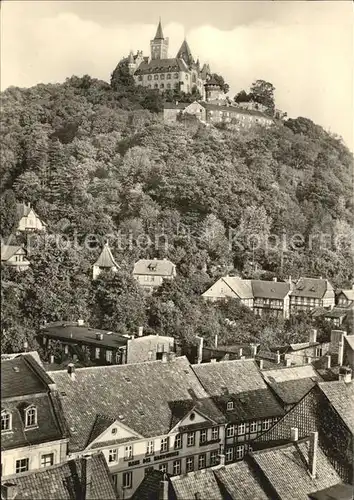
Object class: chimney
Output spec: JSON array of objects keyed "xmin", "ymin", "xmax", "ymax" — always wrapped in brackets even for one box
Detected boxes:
[
  {"xmin": 77, "ymin": 319, "xmax": 84, "ymax": 327},
  {"xmin": 273, "ymin": 277, "xmax": 277, "ymax": 282},
  {"xmin": 275, "ymin": 351, "xmax": 281, "ymax": 364},
  {"xmin": 258, "ymin": 359, "xmax": 264, "ymax": 370},
  {"xmin": 285, "ymin": 358, "xmax": 291, "ymax": 367},
  {"xmin": 138, "ymin": 326, "xmax": 144, "ymax": 337},
  {"xmin": 338, "ymin": 334, "xmax": 345, "ymax": 366},
  {"xmin": 326, "ymin": 354, "xmax": 331, "ymax": 369},
  {"xmin": 250, "ymin": 344, "xmax": 257, "ymax": 358},
  {"xmin": 211, "ymin": 358, "xmax": 217, "ymax": 363},
  {"xmin": 67, "ymin": 363, "xmax": 75, "ymax": 380},
  {"xmin": 23, "ymin": 341, "xmax": 28, "ymax": 351},
  {"xmin": 2, "ymin": 483, "xmax": 18, "ymax": 500},
  {"xmin": 309, "ymin": 329, "xmax": 317, "ymax": 344},
  {"xmin": 197, "ymin": 336, "xmax": 204, "ymax": 364},
  {"xmin": 214, "ymin": 334, "xmax": 218, "ymax": 348},
  {"xmin": 50, "ymin": 354, "xmax": 55, "ymax": 364},
  {"xmin": 339, "ymin": 366, "xmax": 352, "ymax": 383},
  {"xmin": 290, "ymin": 427, "xmax": 299, "ymax": 442},
  {"xmin": 306, "ymin": 356, "xmax": 312, "ymax": 364},
  {"xmin": 159, "ymin": 474, "xmax": 169, "ymax": 500},
  {"xmin": 96, "ymin": 332, "xmax": 103, "ymax": 341},
  {"xmin": 82, "ymin": 455, "xmax": 92, "ymax": 500},
  {"xmin": 308, "ymin": 431, "xmax": 318, "ymax": 478},
  {"xmin": 239, "ymin": 347, "xmax": 243, "ymax": 357}
]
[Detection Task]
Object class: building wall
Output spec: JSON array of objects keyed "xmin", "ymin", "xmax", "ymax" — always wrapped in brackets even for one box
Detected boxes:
[
  {"xmin": 284, "ymin": 344, "xmax": 329, "ymax": 366},
  {"xmin": 163, "ymin": 108, "xmax": 182, "ymax": 123},
  {"xmin": 92, "ymin": 264, "xmax": 118, "ymax": 280},
  {"xmin": 17, "ymin": 211, "xmax": 45, "ymax": 232},
  {"xmin": 1, "ymin": 439, "xmax": 67, "ymax": 478},
  {"xmin": 343, "ymin": 340, "xmax": 354, "ymax": 371},
  {"xmin": 253, "ymin": 297, "xmax": 289, "ymax": 319},
  {"xmin": 126, "ymin": 336, "xmax": 175, "ymax": 364}
]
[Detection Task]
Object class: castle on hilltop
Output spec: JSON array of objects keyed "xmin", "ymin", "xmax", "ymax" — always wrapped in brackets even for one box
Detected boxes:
[{"xmin": 123, "ymin": 20, "xmax": 211, "ymax": 99}]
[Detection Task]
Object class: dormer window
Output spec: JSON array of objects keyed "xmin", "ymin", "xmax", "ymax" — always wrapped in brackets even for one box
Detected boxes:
[
  {"xmin": 25, "ymin": 406, "xmax": 37, "ymax": 428},
  {"xmin": 226, "ymin": 401, "xmax": 234, "ymax": 411},
  {"xmin": 1, "ymin": 410, "xmax": 12, "ymax": 431}
]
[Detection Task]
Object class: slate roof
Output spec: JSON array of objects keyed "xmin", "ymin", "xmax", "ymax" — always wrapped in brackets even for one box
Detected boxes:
[
  {"xmin": 176, "ymin": 39, "xmax": 194, "ymax": 66},
  {"xmin": 1, "ymin": 351, "xmax": 43, "ymax": 368},
  {"xmin": 172, "ymin": 468, "xmax": 223, "ymax": 500},
  {"xmin": 308, "ymin": 483, "xmax": 354, "ymax": 500},
  {"xmin": 154, "ymin": 20, "xmax": 164, "ymax": 39},
  {"xmin": 93, "ymin": 243, "xmax": 119, "ymax": 269},
  {"xmin": 318, "ymin": 381, "xmax": 354, "ymax": 433},
  {"xmin": 1, "ymin": 245, "xmax": 27, "ymax": 261},
  {"xmin": 48, "ymin": 357, "xmax": 225, "ymax": 452},
  {"xmin": 214, "ymin": 462, "xmax": 270, "ymax": 499},
  {"xmin": 251, "ymin": 280, "xmax": 290, "ymax": 299},
  {"xmin": 135, "ymin": 58, "xmax": 189, "ymax": 75},
  {"xmin": 133, "ymin": 259, "xmax": 175, "ymax": 276},
  {"xmin": 221, "ymin": 277, "xmax": 253, "ymax": 299},
  {"xmin": 251, "ymin": 438, "xmax": 342, "ymax": 499},
  {"xmin": 291, "ymin": 278, "xmax": 334, "ymax": 298},
  {"xmin": 262, "ymin": 365, "xmax": 321, "ymax": 383},
  {"xmin": 0, "ymin": 452, "xmax": 117, "ymax": 500}
]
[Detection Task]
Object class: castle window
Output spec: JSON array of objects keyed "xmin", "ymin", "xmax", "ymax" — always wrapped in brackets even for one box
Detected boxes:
[
  {"xmin": 148, "ymin": 75, "xmax": 152, "ymax": 81},
  {"xmin": 154, "ymin": 74, "xmax": 158, "ymax": 80},
  {"xmin": 25, "ymin": 406, "xmax": 37, "ymax": 428},
  {"xmin": 154, "ymin": 84, "xmax": 158, "ymax": 89},
  {"xmin": 160, "ymin": 83, "xmax": 164, "ymax": 89},
  {"xmin": 160, "ymin": 74, "xmax": 165, "ymax": 80},
  {"xmin": 1, "ymin": 410, "xmax": 12, "ymax": 431},
  {"xmin": 167, "ymin": 83, "xmax": 171, "ymax": 89},
  {"xmin": 138, "ymin": 75, "xmax": 143, "ymax": 81},
  {"xmin": 185, "ymin": 74, "xmax": 189, "ymax": 80},
  {"xmin": 174, "ymin": 72, "xmax": 179, "ymax": 78},
  {"xmin": 167, "ymin": 73, "xmax": 171, "ymax": 80}
]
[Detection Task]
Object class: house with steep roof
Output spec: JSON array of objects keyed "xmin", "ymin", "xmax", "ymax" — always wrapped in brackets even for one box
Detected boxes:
[
  {"xmin": 133, "ymin": 258, "xmax": 176, "ymax": 293},
  {"xmin": 15, "ymin": 202, "xmax": 46, "ymax": 233},
  {"xmin": 337, "ymin": 287, "xmax": 354, "ymax": 308},
  {"xmin": 1, "ymin": 452, "xmax": 117, "ymax": 500},
  {"xmin": 201, "ymin": 276, "xmax": 254, "ymax": 307},
  {"xmin": 1, "ymin": 245, "xmax": 30, "ymax": 271},
  {"xmin": 254, "ymin": 374, "xmax": 354, "ymax": 484},
  {"xmin": 92, "ymin": 242, "xmax": 120, "ymax": 280},
  {"xmin": 289, "ymin": 277, "xmax": 335, "ymax": 314},
  {"xmin": 1, "ymin": 355, "xmax": 68, "ymax": 478},
  {"xmin": 48, "ymin": 357, "xmax": 227, "ymax": 497},
  {"xmin": 192, "ymin": 359, "xmax": 284, "ymax": 465}
]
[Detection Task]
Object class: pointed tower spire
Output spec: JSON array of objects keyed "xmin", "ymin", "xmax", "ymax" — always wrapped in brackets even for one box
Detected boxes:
[
  {"xmin": 176, "ymin": 39, "xmax": 194, "ymax": 67},
  {"xmin": 154, "ymin": 18, "xmax": 164, "ymax": 39}
]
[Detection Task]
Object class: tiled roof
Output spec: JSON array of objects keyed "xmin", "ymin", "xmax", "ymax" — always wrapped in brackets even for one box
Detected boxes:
[
  {"xmin": 1, "ymin": 351, "xmax": 43, "ymax": 367},
  {"xmin": 93, "ymin": 243, "xmax": 119, "ymax": 269},
  {"xmin": 132, "ymin": 470, "xmax": 173, "ymax": 500},
  {"xmin": 251, "ymin": 280, "xmax": 290, "ymax": 299},
  {"xmin": 192, "ymin": 359, "xmax": 266, "ymax": 396},
  {"xmin": 262, "ymin": 365, "xmax": 320, "ymax": 383},
  {"xmin": 16, "ymin": 202, "xmax": 31, "ymax": 218},
  {"xmin": 135, "ymin": 58, "xmax": 189, "ymax": 75},
  {"xmin": 265, "ymin": 378, "xmax": 318, "ymax": 406},
  {"xmin": 318, "ymin": 381, "xmax": 354, "ymax": 433},
  {"xmin": 339, "ymin": 289, "xmax": 354, "ymax": 302},
  {"xmin": 291, "ymin": 278, "xmax": 334, "ymax": 298},
  {"xmin": 344, "ymin": 335, "xmax": 354, "ymax": 350},
  {"xmin": 39, "ymin": 324, "xmax": 128, "ymax": 349},
  {"xmin": 214, "ymin": 462, "xmax": 269, "ymax": 499},
  {"xmin": 133, "ymin": 259, "xmax": 175, "ymax": 276},
  {"xmin": 154, "ymin": 20, "xmax": 164, "ymax": 40},
  {"xmin": 176, "ymin": 39, "xmax": 194, "ymax": 66},
  {"xmin": 251, "ymin": 438, "xmax": 342, "ymax": 499},
  {"xmin": 172, "ymin": 469, "xmax": 223, "ymax": 500},
  {"xmin": 86, "ymin": 414, "xmax": 115, "ymax": 446},
  {"xmin": 222, "ymin": 277, "xmax": 253, "ymax": 299},
  {"xmin": 308, "ymin": 483, "xmax": 354, "ymax": 500},
  {"xmin": 48, "ymin": 357, "xmax": 224, "ymax": 452},
  {"xmin": 1, "ymin": 452, "xmax": 117, "ymax": 499},
  {"xmin": 1, "ymin": 245, "xmax": 26, "ymax": 261},
  {"xmin": 1, "ymin": 355, "xmax": 54, "ymax": 398}
]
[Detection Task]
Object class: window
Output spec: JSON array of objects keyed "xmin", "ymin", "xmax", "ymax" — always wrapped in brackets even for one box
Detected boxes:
[
  {"xmin": 262, "ymin": 419, "xmax": 272, "ymax": 431},
  {"xmin": 236, "ymin": 445, "xmax": 244, "ymax": 460},
  {"xmin": 41, "ymin": 453, "xmax": 54, "ymax": 467},
  {"xmin": 226, "ymin": 401, "xmax": 234, "ymax": 411},
  {"xmin": 174, "ymin": 72, "xmax": 179, "ymax": 78},
  {"xmin": 250, "ymin": 421, "xmax": 258, "ymax": 433},
  {"xmin": 159, "ymin": 463, "xmax": 168, "ymax": 473},
  {"xmin": 109, "ymin": 449, "xmax": 118, "ymax": 463},
  {"xmin": 122, "ymin": 471, "xmax": 132, "ymax": 489},
  {"xmin": 95, "ymin": 347, "xmax": 100, "ymax": 359},
  {"xmin": 160, "ymin": 83, "xmax": 164, "ymax": 89},
  {"xmin": 1, "ymin": 411, "xmax": 11, "ymax": 431},
  {"xmin": 106, "ymin": 350, "xmax": 112, "ymax": 363},
  {"xmin": 211, "ymin": 427, "xmax": 219, "ymax": 440},
  {"xmin": 200, "ymin": 429, "xmax": 207, "ymax": 444},
  {"xmin": 154, "ymin": 74, "xmax": 158, "ymax": 80},
  {"xmin": 138, "ymin": 75, "xmax": 143, "ymax": 81},
  {"xmin": 210, "ymin": 450, "xmax": 219, "ymax": 466},
  {"xmin": 226, "ymin": 424, "xmax": 235, "ymax": 438},
  {"xmin": 187, "ymin": 431, "xmax": 195, "ymax": 447},
  {"xmin": 172, "ymin": 459, "xmax": 181, "ymax": 475},
  {"xmin": 154, "ymin": 84, "xmax": 159, "ymax": 89},
  {"xmin": 16, "ymin": 458, "xmax": 29, "ymax": 474},
  {"xmin": 167, "ymin": 83, "xmax": 171, "ymax": 89},
  {"xmin": 150, "ymin": 276, "xmax": 155, "ymax": 282},
  {"xmin": 167, "ymin": 73, "xmax": 171, "ymax": 80},
  {"xmin": 226, "ymin": 447, "xmax": 234, "ymax": 463},
  {"xmin": 237, "ymin": 423, "xmax": 246, "ymax": 435},
  {"xmin": 160, "ymin": 74, "xmax": 165, "ymax": 80},
  {"xmin": 124, "ymin": 445, "xmax": 133, "ymax": 460},
  {"xmin": 174, "ymin": 434, "xmax": 182, "ymax": 449},
  {"xmin": 186, "ymin": 457, "xmax": 194, "ymax": 472},
  {"xmin": 146, "ymin": 440, "xmax": 154, "ymax": 456},
  {"xmin": 25, "ymin": 406, "xmax": 37, "ymax": 428},
  {"xmin": 198, "ymin": 454, "xmax": 206, "ymax": 469},
  {"xmin": 160, "ymin": 437, "xmax": 169, "ymax": 452},
  {"xmin": 148, "ymin": 75, "xmax": 152, "ymax": 81},
  {"xmin": 185, "ymin": 74, "xmax": 189, "ymax": 80}
]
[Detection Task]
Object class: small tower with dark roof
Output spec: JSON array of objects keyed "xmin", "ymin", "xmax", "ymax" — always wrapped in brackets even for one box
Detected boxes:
[
  {"xmin": 204, "ymin": 76, "xmax": 223, "ymax": 102},
  {"xmin": 92, "ymin": 242, "xmax": 120, "ymax": 280},
  {"xmin": 150, "ymin": 19, "xmax": 169, "ymax": 60},
  {"xmin": 127, "ymin": 50, "xmax": 135, "ymax": 74},
  {"xmin": 176, "ymin": 39, "xmax": 194, "ymax": 67}
]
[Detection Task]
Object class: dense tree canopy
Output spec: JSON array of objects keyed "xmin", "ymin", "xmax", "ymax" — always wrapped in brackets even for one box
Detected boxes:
[{"xmin": 0, "ymin": 74, "xmax": 353, "ymax": 354}]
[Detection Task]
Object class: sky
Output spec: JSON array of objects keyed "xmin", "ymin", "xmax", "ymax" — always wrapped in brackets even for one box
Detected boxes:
[{"xmin": 1, "ymin": 1, "xmax": 353, "ymax": 150}]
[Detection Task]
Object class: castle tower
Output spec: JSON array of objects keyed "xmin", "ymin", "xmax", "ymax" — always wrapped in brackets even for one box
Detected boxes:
[
  {"xmin": 204, "ymin": 76, "xmax": 223, "ymax": 102},
  {"xmin": 150, "ymin": 19, "xmax": 169, "ymax": 60},
  {"xmin": 92, "ymin": 242, "xmax": 120, "ymax": 280},
  {"xmin": 127, "ymin": 50, "xmax": 135, "ymax": 75},
  {"xmin": 176, "ymin": 39, "xmax": 194, "ymax": 67}
]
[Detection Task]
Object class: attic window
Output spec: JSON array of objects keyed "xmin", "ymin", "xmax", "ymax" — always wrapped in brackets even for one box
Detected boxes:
[
  {"xmin": 1, "ymin": 410, "xmax": 12, "ymax": 431},
  {"xmin": 112, "ymin": 428, "xmax": 117, "ymax": 435},
  {"xmin": 124, "ymin": 376, "xmax": 131, "ymax": 382},
  {"xmin": 226, "ymin": 401, "xmax": 234, "ymax": 411},
  {"xmin": 25, "ymin": 406, "xmax": 37, "ymax": 428},
  {"xmin": 13, "ymin": 367, "xmax": 20, "ymax": 373},
  {"xmin": 148, "ymin": 263, "xmax": 157, "ymax": 271},
  {"xmin": 310, "ymin": 286, "xmax": 316, "ymax": 291},
  {"xmin": 189, "ymin": 412, "xmax": 195, "ymax": 421}
]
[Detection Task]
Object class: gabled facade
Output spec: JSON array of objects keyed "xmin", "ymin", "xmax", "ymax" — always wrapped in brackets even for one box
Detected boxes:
[
  {"xmin": 16, "ymin": 203, "xmax": 46, "ymax": 233},
  {"xmin": 133, "ymin": 258, "xmax": 176, "ymax": 294},
  {"xmin": 289, "ymin": 277, "xmax": 335, "ymax": 314},
  {"xmin": 1, "ymin": 355, "xmax": 68, "ymax": 478},
  {"xmin": 48, "ymin": 357, "xmax": 227, "ymax": 498},
  {"xmin": 1, "ymin": 245, "xmax": 30, "ymax": 271},
  {"xmin": 336, "ymin": 287, "xmax": 354, "ymax": 308}
]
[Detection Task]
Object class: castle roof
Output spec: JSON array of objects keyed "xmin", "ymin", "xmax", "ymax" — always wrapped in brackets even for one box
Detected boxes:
[
  {"xmin": 93, "ymin": 243, "xmax": 119, "ymax": 269},
  {"xmin": 176, "ymin": 39, "xmax": 194, "ymax": 66},
  {"xmin": 205, "ymin": 75, "xmax": 221, "ymax": 87},
  {"xmin": 135, "ymin": 57, "xmax": 189, "ymax": 75},
  {"xmin": 154, "ymin": 19, "xmax": 164, "ymax": 40}
]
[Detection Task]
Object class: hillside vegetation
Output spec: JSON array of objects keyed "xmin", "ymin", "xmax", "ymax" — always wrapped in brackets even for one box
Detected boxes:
[{"xmin": 1, "ymin": 75, "xmax": 353, "ymax": 355}]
